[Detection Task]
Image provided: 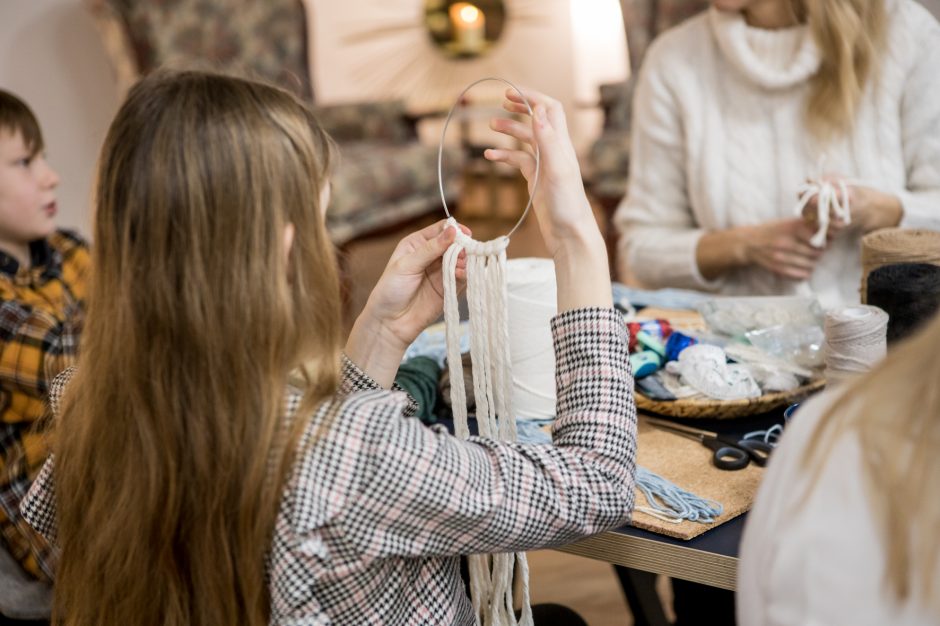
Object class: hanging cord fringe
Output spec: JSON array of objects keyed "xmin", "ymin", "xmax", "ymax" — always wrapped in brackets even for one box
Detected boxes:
[{"xmin": 442, "ymin": 217, "xmax": 533, "ymax": 626}]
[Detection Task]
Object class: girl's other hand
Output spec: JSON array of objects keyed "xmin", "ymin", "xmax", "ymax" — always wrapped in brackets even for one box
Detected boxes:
[
  {"xmin": 741, "ymin": 218, "xmax": 825, "ymax": 281},
  {"xmin": 800, "ymin": 177, "xmax": 903, "ymax": 239},
  {"xmin": 344, "ymin": 220, "xmax": 469, "ymax": 387}
]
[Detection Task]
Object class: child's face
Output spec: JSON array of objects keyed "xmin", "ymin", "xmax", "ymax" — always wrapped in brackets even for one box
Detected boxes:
[{"xmin": 0, "ymin": 130, "xmax": 59, "ymax": 245}]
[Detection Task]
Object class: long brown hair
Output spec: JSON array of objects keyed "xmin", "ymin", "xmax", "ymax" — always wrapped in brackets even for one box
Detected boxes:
[
  {"xmin": 795, "ymin": 0, "xmax": 888, "ymax": 141},
  {"xmin": 52, "ymin": 71, "xmax": 342, "ymax": 626},
  {"xmin": 804, "ymin": 309, "xmax": 940, "ymax": 614}
]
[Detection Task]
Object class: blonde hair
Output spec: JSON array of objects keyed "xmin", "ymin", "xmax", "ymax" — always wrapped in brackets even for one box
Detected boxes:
[
  {"xmin": 794, "ymin": 0, "xmax": 888, "ymax": 142},
  {"xmin": 804, "ymin": 310, "xmax": 940, "ymax": 613},
  {"xmin": 52, "ymin": 70, "xmax": 341, "ymax": 626}
]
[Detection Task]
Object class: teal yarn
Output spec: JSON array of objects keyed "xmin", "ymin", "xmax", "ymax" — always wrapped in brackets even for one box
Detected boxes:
[
  {"xmin": 635, "ymin": 467, "xmax": 724, "ymax": 524},
  {"xmin": 394, "ymin": 356, "xmax": 443, "ymax": 424}
]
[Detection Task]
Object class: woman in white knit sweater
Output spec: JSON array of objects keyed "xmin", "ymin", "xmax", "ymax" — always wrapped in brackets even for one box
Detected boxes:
[{"xmin": 615, "ymin": 0, "xmax": 940, "ymax": 308}]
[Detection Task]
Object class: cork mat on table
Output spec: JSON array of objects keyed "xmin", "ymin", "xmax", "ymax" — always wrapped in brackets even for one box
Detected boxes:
[{"xmin": 632, "ymin": 417, "xmax": 764, "ymax": 540}]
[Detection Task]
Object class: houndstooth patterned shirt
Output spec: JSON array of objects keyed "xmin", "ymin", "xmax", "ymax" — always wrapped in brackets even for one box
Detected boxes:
[{"xmin": 22, "ymin": 307, "xmax": 636, "ymax": 625}]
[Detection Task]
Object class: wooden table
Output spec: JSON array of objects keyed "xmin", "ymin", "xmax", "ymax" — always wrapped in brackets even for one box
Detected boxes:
[
  {"xmin": 553, "ymin": 409, "xmax": 792, "ymax": 625},
  {"xmin": 553, "ymin": 477, "xmax": 746, "ymax": 626},
  {"xmin": 557, "ymin": 513, "xmax": 743, "ymax": 592}
]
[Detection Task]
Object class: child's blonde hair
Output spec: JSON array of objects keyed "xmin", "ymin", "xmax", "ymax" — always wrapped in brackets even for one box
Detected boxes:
[{"xmin": 53, "ymin": 70, "xmax": 341, "ymax": 626}]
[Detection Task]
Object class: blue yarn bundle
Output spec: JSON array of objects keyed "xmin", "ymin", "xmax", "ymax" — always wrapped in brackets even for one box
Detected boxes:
[{"xmin": 634, "ymin": 467, "xmax": 724, "ymax": 524}]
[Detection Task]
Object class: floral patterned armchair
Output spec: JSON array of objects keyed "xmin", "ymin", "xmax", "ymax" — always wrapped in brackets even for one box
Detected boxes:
[
  {"xmin": 587, "ymin": 0, "xmax": 709, "ymax": 206},
  {"xmin": 85, "ymin": 0, "xmax": 464, "ymax": 245}
]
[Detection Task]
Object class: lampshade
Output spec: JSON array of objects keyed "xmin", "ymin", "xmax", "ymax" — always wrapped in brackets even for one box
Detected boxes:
[{"xmin": 306, "ymin": 0, "xmax": 627, "ymax": 148}]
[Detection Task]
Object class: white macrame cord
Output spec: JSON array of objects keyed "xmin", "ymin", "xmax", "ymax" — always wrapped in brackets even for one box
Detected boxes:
[
  {"xmin": 437, "ymin": 77, "xmax": 541, "ymax": 626},
  {"xmin": 795, "ymin": 178, "xmax": 852, "ymax": 248},
  {"xmin": 442, "ymin": 219, "xmax": 533, "ymax": 626}
]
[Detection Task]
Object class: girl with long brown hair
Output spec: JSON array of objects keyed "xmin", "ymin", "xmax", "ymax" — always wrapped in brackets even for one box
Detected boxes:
[
  {"xmin": 615, "ymin": 0, "xmax": 940, "ymax": 307},
  {"xmin": 19, "ymin": 70, "xmax": 636, "ymax": 626},
  {"xmin": 739, "ymin": 308, "xmax": 940, "ymax": 624}
]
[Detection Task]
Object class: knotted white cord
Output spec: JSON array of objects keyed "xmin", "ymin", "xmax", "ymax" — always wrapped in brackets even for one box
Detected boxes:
[
  {"xmin": 795, "ymin": 178, "xmax": 852, "ymax": 248},
  {"xmin": 442, "ymin": 217, "xmax": 533, "ymax": 626}
]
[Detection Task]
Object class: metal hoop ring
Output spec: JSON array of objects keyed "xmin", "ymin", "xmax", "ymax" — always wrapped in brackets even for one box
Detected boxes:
[{"xmin": 437, "ymin": 77, "xmax": 541, "ymax": 239}]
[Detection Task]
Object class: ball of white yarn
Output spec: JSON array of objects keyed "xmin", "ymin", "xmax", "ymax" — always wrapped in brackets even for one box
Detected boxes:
[{"xmin": 824, "ymin": 305, "xmax": 889, "ymax": 383}]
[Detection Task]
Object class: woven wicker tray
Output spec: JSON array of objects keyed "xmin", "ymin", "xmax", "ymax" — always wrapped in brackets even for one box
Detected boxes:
[{"xmin": 635, "ymin": 377, "xmax": 826, "ymax": 419}]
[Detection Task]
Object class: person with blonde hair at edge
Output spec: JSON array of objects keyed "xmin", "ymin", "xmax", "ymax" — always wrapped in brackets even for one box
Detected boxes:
[
  {"xmin": 615, "ymin": 0, "xmax": 940, "ymax": 308},
  {"xmin": 18, "ymin": 70, "xmax": 636, "ymax": 626},
  {"xmin": 739, "ymin": 306, "xmax": 940, "ymax": 624}
]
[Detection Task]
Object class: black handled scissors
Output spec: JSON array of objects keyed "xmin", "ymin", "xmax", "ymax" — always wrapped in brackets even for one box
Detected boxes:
[{"xmin": 646, "ymin": 418, "xmax": 774, "ymax": 471}]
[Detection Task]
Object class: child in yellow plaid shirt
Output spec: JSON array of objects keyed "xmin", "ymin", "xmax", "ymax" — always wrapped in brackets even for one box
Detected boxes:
[{"xmin": 0, "ymin": 89, "xmax": 89, "ymax": 580}]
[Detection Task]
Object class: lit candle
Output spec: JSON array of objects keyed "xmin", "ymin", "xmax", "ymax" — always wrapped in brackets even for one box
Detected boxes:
[{"xmin": 449, "ymin": 2, "xmax": 486, "ymax": 54}]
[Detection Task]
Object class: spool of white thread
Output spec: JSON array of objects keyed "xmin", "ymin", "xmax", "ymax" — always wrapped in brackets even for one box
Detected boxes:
[
  {"xmin": 823, "ymin": 305, "xmax": 888, "ymax": 383},
  {"xmin": 507, "ymin": 258, "xmax": 558, "ymax": 420}
]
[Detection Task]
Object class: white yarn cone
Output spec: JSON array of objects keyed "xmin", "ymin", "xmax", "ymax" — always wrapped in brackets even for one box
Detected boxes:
[
  {"xmin": 824, "ymin": 305, "xmax": 888, "ymax": 383},
  {"xmin": 507, "ymin": 258, "xmax": 558, "ymax": 420}
]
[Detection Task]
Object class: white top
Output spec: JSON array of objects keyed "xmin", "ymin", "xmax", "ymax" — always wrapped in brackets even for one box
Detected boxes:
[
  {"xmin": 737, "ymin": 388, "xmax": 940, "ymax": 625},
  {"xmin": 615, "ymin": 0, "xmax": 940, "ymax": 309}
]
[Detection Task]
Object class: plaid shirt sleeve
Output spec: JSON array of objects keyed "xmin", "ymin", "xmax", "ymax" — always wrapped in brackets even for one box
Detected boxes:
[
  {"xmin": 339, "ymin": 354, "xmax": 420, "ymax": 418},
  {"xmin": 300, "ymin": 307, "xmax": 636, "ymax": 559},
  {"xmin": 1, "ymin": 233, "xmax": 87, "ymax": 580},
  {"xmin": 0, "ymin": 300, "xmax": 81, "ymax": 419},
  {"xmin": 0, "ymin": 231, "xmax": 88, "ymax": 419},
  {"xmin": 20, "ymin": 456, "xmax": 56, "ymax": 544},
  {"xmin": 0, "ymin": 299, "xmax": 78, "ymax": 534},
  {"xmin": 18, "ymin": 368, "xmax": 72, "ymax": 553}
]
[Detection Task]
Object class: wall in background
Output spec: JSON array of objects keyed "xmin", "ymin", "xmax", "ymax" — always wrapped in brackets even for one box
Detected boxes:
[
  {"xmin": 1, "ymin": 0, "xmax": 938, "ymax": 235},
  {"xmin": 306, "ymin": 0, "xmax": 579, "ymax": 111},
  {"xmin": 0, "ymin": 0, "xmax": 119, "ymax": 237},
  {"xmin": 305, "ymin": 0, "xmax": 628, "ymax": 153}
]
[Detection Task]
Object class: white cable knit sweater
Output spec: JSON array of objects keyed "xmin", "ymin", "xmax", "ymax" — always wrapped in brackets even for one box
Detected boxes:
[{"xmin": 615, "ymin": 0, "xmax": 940, "ymax": 309}]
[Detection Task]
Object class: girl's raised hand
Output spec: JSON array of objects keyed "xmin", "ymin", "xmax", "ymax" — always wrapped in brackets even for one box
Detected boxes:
[
  {"xmin": 485, "ymin": 87, "xmax": 612, "ymax": 311},
  {"xmin": 485, "ymin": 88, "xmax": 599, "ymax": 258}
]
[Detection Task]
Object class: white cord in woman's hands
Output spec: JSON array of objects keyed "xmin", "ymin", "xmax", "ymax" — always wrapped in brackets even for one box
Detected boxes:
[{"xmin": 795, "ymin": 178, "xmax": 851, "ymax": 248}]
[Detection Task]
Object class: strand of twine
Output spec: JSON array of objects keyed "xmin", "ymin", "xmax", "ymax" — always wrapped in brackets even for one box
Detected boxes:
[
  {"xmin": 442, "ymin": 217, "xmax": 532, "ymax": 626},
  {"xmin": 823, "ymin": 305, "xmax": 889, "ymax": 383},
  {"xmin": 634, "ymin": 467, "xmax": 724, "ymax": 524}
]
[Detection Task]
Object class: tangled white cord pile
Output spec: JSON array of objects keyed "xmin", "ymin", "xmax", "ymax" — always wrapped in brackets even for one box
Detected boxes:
[{"xmin": 441, "ymin": 217, "xmax": 533, "ymax": 626}]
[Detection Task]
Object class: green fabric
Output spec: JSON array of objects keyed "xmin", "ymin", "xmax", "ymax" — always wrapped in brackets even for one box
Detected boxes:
[{"xmin": 394, "ymin": 356, "xmax": 442, "ymax": 424}]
